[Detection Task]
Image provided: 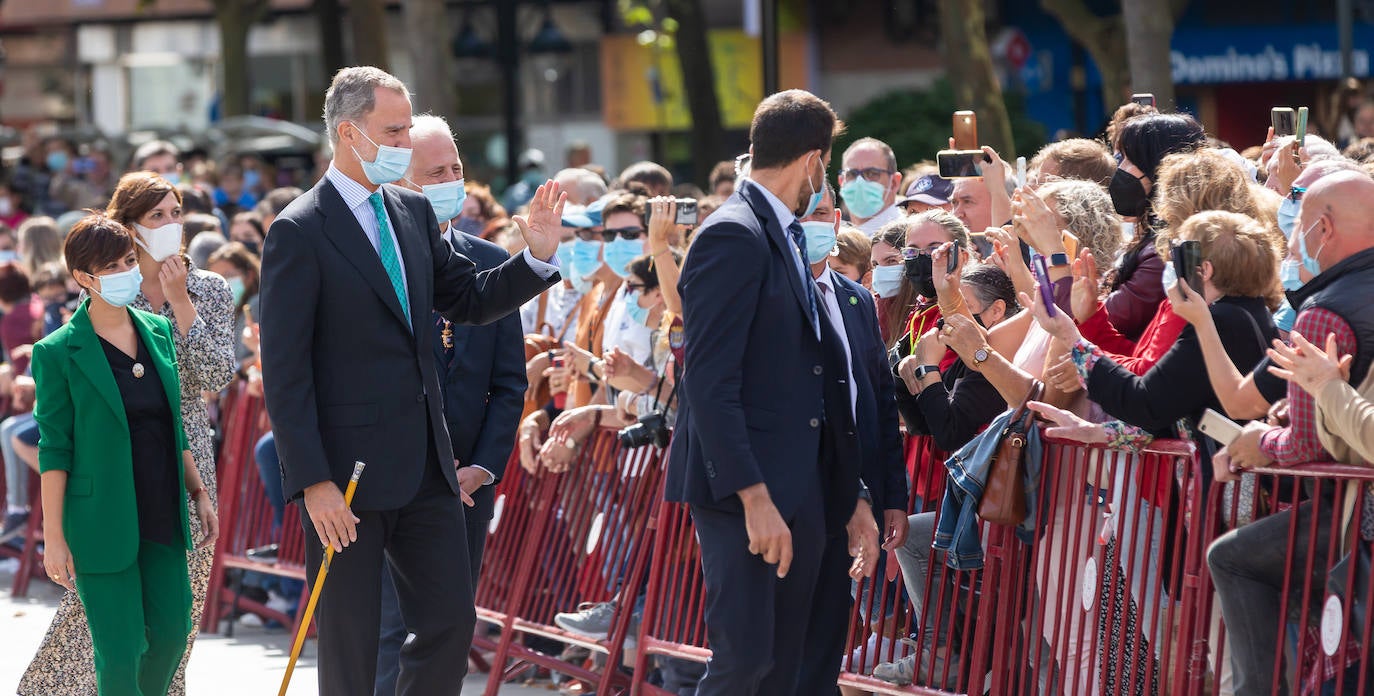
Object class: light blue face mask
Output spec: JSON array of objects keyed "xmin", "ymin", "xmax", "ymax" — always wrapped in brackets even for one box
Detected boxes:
[
  {"xmin": 555, "ymin": 240, "xmax": 577, "ymax": 269},
  {"xmin": 1276, "ymin": 196, "xmax": 1299, "ymax": 239},
  {"xmin": 840, "ymin": 178, "xmax": 888, "ymax": 219},
  {"xmin": 624, "ymin": 289, "xmax": 651, "ymax": 325},
  {"xmin": 801, "ymin": 221, "xmax": 837, "ymax": 264},
  {"xmin": 1160, "ymin": 260, "xmax": 1177, "ymax": 295},
  {"xmin": 91, "ymin": 267, "xmax": 143, "ymax": 308},
  {"xmin": 349, "ymin": 122, "xmax": 413, "ymax": 185},
  {"xmin": 162, "ymin": 172, "xmax": 182, "ymax": 186},
  {"xmin": 227, "ymin": 276, "xmax": 246, "ymax": 305},
  {"xmin": 0, "ymin": 250, "xmax": 18, "ymax": 263},
  {"xmin": 800, "ymin": 152, "xmax": 824, "ymax": 218},
  {"xmin": 569, "ymin": 238, "xmax": 604, "ymax": 281},
  {"xmin": 1298, "ymin": 217, "xmax": 1326, "ymax": 276},
  {"xmin": 872, "ymin": 264, "xmax": 904, "ymax": 298},
  {"xmin": 1279, "ymin": 258, "xmax": 1304, "ymax": 291},
  {"xmin": 419, "ymin": 179, "xmax": 467, "ymax": 222},
  {"xmin": 604, "ymin": 238, "xmax": 644, "ymax": 278}
]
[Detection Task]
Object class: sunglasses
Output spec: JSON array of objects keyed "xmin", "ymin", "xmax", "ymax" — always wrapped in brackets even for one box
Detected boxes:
[
  {"xmin": 602, "ymin": 227, "xmax": 646, "ymax": 241},
  {"xmin": 1289, "ymin": 186, "xmax": 1306, "ymax": 202}
]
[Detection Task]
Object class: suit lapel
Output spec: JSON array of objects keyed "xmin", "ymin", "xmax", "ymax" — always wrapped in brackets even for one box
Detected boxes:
[
  {"xmin": 738, "ymin": 180, "xmax": 813, "ymax": 328},
  {"xmin": 382, "ymin": 185, "xmax": 428, "ymax": 338},
  {"xmin": 66, "ymin": 302, "xmax": 127, "ymax": 422},
  {"xmin": 316, "ymin": 179, "xmax": 411, "ymax": 331}
]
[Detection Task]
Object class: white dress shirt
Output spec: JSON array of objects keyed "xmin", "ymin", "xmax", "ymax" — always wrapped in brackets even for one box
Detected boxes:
[
  {"xmin": 857, "ymin": 204, "xmax": 902, "ymax": 235},
  {"xmin": 814, "ymin": 267, "xmax": 859, "ymax": 420}
]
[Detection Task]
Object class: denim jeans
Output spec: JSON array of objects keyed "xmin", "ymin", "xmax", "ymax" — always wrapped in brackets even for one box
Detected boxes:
[
  {"xmin": 893, "ymin": 512, "xmax": 961, "ymax": 647},
  {"xmin": 253, "ymin": 432, "xmax": 284, "ymax": 529},
  {"xmin": 1208, "ymin": 488, "xmax": 1334, "ymax": 696},
  {"xmin": 2, "ymin": 413, "xmax": 35, "ymax": 509}
]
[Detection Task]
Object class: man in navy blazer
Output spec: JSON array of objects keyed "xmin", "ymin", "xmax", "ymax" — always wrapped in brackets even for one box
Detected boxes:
[
  {"xmin": 665, "ymin": 90, "xmax": 879, "ymax": 695},
  {"xmin": 372, "ymin": 115, "xmax": 528, "ymax": 695}
]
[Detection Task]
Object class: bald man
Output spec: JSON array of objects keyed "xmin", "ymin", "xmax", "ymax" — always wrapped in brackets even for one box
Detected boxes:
[{"xmin": 1209, "ymin": 171, "xmax": 1374, "ymax": 696}]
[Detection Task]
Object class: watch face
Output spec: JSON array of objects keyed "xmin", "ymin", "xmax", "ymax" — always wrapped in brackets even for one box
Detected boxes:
[{"xmin": 974, "ymin": 348, "xmax": 990, "ymax": 362}]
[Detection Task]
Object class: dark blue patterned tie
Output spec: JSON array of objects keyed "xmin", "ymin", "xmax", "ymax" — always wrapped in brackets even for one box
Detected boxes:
[{"xmin": 787, "ymin": 220, "xmax": 821, "ymax": 340}]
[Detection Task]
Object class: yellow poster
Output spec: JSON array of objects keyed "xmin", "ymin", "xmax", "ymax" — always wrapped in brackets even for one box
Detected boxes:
[{"xmin": 600, "ymin": 30, "xmax": 805, "ymax": 131}]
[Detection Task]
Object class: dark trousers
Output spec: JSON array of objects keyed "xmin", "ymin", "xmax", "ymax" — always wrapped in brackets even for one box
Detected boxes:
[
  {"xmin": 795, "ymin": 531, "xmax": 855, "ymax": 696},
  {"xmin": 690, "ymin": 482, "xmax": 826, "ymax": 696},
  {"xmin": 375, "ymin": 484, "xmax": 495, "ymax": 695},
  {"xmin": 302, "ymin": 458, "xmax": 476, "ymax": 696}
]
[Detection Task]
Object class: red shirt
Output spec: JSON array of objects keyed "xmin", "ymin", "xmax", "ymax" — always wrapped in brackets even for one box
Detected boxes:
[{"xmin": 1078, "ymin": 299, "xmax": 1186, "ymax": 376}]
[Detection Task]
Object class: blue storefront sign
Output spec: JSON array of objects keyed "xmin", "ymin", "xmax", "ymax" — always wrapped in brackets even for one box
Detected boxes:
[{"xmin": 1170, "ymin": 26, "xmax": 1374, "ymax": 84}]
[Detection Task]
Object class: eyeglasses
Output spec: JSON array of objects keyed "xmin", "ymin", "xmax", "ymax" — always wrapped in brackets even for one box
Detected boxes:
[
  {"xmin": 602, "ymin": 227, "xmax": 645, "ymax": 241},
  {"xmin": 840, "ymin": 167, "xmax": 895, "ymax": 183},
  {"xmin": 900, "ymin": 246, "xmax": 936, "ymax": 260},
  {"xmin": 1289, "ymin": 186, "xmax": 1306, "ymax": 202}
]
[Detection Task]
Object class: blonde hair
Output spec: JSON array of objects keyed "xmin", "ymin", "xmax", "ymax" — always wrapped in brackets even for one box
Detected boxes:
[
  {"xmin": 1174, "ymin": 210, "xmax": 1284, "ymax": 310},
  {"xmin": 1153, "ymin": 150, "xmax": 1273, "ymax": 256},
  {"xmin": 833, "ymin": 226, "xmax": 872, "ymax": 277}
]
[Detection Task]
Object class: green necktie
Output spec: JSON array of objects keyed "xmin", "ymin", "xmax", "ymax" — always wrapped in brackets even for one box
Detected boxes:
[{"xmin": 368, "ymin": 191, "xmax": 411, "ymax": 325}]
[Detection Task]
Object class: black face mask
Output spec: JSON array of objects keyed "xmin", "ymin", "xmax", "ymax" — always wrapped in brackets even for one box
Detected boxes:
[
  {"xmin": 971, "ymin": 311, "xmax": 986, "ymax": 329},
  {"xmin": 903, "ymin": 254, "xmax": 937, "ymax": 299},
  {"xmin": 1108, "ymin": 168, "xmax": 1150, "ymax": 218}
]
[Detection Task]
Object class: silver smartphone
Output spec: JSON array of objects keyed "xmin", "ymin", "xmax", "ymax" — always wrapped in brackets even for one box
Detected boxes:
[{"xmin": 1198, "ymin": 408, "xmax": 1244, "ymax": 446}]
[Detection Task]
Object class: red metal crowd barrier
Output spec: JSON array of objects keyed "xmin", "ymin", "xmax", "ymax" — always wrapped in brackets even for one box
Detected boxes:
[
  {"xmin": 473, "ymin": 448, "xmax": 553, "ymax": 657},
  {"xmin": 5, "ymin": 470, "xmax": 45, "ymax": 597},
  {"xmin": 481, "ymin": 426, "xmax": 668, "ymax": 696},
  {"xmin": 630, "ymin": 496, "xmax": 710, "ymax": 696},
  {"xmin": 202, "ymin": 384, "xmax": 310, "ymax": 637}
]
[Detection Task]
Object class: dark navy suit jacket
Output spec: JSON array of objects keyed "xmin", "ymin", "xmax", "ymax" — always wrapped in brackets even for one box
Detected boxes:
[
  {"xmin": 433, "ymin": 231, "xmax": 527, "ymax": 480},
  {"xmin": 666, "ymin": 179, "xmax": 862, "ymax": 531},
  {"xmin": 831, "ymin": 271, "xmax": 908, "ymax": 513}
]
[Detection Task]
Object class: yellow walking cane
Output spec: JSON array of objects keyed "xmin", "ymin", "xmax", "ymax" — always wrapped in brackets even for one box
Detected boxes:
[{"xmin": 278, "ymin": 461, "xmax": 366, "ymax": 696}]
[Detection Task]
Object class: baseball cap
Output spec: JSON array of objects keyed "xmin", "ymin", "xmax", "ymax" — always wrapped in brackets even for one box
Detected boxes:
[
  {"xmin": 561, "ymin": 204, "xmax": 594, "ymax": 229},
  {"xmin": 898, "ymin": 174, "xmax": 954, "ymax": 207}
]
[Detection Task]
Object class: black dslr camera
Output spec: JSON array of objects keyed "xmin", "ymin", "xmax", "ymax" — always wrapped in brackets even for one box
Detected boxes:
[{"xmin": 618, "ymin": 411, "xmax": 671, "ymax": 449}]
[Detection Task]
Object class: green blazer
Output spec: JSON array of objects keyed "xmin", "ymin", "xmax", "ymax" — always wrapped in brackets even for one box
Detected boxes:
[{"xmin": 32, "ymin": 300, "xmax": 191, "ymax": 574}]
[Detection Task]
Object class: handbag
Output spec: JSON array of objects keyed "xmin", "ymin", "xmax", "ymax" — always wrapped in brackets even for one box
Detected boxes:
[{"xmin": 979, "ymin": 381, "xmax": 1043, "ymax": 526}]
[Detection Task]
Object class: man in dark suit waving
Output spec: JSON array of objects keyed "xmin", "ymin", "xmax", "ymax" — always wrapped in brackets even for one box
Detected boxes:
[
  {"xmin": 260, "ymin": 67, "xmax": 561, "ymax": 695},
  {"xmin": 665, "ymin": 90, "xmax": 879, "ymax": 695}
]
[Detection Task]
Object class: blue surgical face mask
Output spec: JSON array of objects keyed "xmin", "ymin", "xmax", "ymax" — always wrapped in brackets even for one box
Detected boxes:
[
  {"xmin": 872, "ymin": 264, "xmax": 904, "ymax": 298},
  {"xmin": 243, "ymin": 168, "xmax": 262, "ymax": 191},
  {"xmin": 800, "ymin": 153, "xmax": 824, "ymax": 218},
  {"xmin": 227, "ymin": 276, "xmax": 246, "ymax": 305},
  {"xmin": 603, "ymin": 238, "xmax": 644, "ymax": 278},
  {"xmin": 349, "ymin": 122, "xmax": 413, "ymax": 185},
  {"xmin": 624, "ymin": 289, "xmax": 651, "ymax": 326},
  {"xmin": 1279, "ymin": 258, "xmax": 1305, "ymax": 291},
  {"xmin": 569, "ymin": 238, "xmax": 604, "ymax": 281},
  {"xmin": 1276, "ymin": 196, "xmax": 1299, "ymax": 239},
  {"xmin": 162, "ymin": 171, "xmax": 182, "ymax": 186},
  {"xmin": 90, "ymin": 267, "xmax": 143, "ymax": 308},
  {"xmin": 555, "ymin": 240, "xmax": 577, "ymax": 269},
  {"xmin": 46, "ymin": 151, "xmax": 68, "ymax": 173},
  {"xmin": 418, "ymin": 178, "xmax": 467, "ymax": 222},
  {"xmin": 1298, "ymin": 217, "xmax": 1326, "ymax": 276},
  {"xmin": 1160, "ymin": 259, "xmax": 1177, "ymax": 294},
  {"xmin": 840, "ymin": 178, "xmax": 888, "ymax": 220},
  {"xmin": 801, "ymin": 221, "xmax": 837, "ymax": 265},
  {"xmin": 0, "ymin": 250, "xmax": 18, "ymax": 263}
]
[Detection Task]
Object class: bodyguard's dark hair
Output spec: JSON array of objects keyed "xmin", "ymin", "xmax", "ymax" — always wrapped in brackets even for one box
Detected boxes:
[
  {"xmin": 1118, "ymin": 113, "xmax": 1207, "ymax": 181},
  {"xmin": 749, "ymin": 90, "xmax": 845, "ymax": 171},
  {"xmin": 63, "ymin": 213, "xmax": 135, "ymax": 277}
]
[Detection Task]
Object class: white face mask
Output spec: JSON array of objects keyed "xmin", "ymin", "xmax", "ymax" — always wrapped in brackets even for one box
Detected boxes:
[{"xmin": 134, "ymin": 222, "xmax": 183, "ymax": 261}]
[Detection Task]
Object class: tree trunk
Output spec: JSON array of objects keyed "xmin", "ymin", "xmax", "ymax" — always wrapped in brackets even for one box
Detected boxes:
[
  {"xmin": 315, "ymin": 0, "xmax": 346, "ymax": 83},
  {"xmin": 213, "ymin": 0, "xmax": 269, "ymax": 118},
  {"xmin": 400, "ymin": 0, "xmax": 455, "ymax": 117},
  {"xmin": 938, "ymin": 0, "xmax": 1015, "ymax": 158},
  {"xmin": 665, "ymin": 0, "xmax": 725, "ymax": 187},
  {"xmin": 1040, "ymin": 0, "xmax": 1130, "ymax": 122},
  {"xmin": 350, "ymin": 0, "xmax": 391, "ymax": 71},
  {"xmin": 1121, "ymin": 0, "xmax": 1176, "ymax": 109}
]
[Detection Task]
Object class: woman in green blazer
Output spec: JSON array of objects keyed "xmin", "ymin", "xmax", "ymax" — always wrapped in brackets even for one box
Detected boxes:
[{"xmin": 33, "ymin": 214, "xmax": 218, "ymax": 696}]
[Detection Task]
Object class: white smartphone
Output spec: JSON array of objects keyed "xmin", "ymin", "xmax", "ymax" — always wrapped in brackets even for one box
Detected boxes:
[
  {"xmin": 1198, "ymin": 408, "xmax": 1244, "ymax": 446},
  {"xmin": 1016, "ymin": 156, "xmax": 1027, "ymax": 189}
]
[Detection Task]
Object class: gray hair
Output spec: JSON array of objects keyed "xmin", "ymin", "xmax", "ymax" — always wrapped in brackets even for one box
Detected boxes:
[
  {"xmin": 553, "ymin": 168, "xmax": 608, "ymax": 205},
  {"xmin": 323, "ymin": 66, "xmax": 410, "ymax": 146},
  {"xmin": 409, "ymin": 114, "xmax": 455, "ymax": 145},
  {"xmin": 1273, "ymin": 134, "xmax": 1342, "ymax": 162},
  {"xmin": 1037, "ymin": 179, "xmax": 1121, "ymax": 268}
]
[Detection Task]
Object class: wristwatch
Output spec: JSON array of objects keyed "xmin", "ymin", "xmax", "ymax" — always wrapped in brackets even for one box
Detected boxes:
[
  {"xmin": 1049, "ymin": 252, "xmax": 1071, "ymax": 267},
  {"xmin": 971, "ymin": 346, "xmax": 992, "ymax": 367},
  {"xmin": 913, "ymin": 364, "xmax": 941, "ymax": 380}
]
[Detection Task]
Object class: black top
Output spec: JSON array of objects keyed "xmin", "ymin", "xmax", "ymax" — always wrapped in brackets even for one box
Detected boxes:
[
  {"xmin": 100, "ymin": 333, "xmax": 181, "ymax": 546},
  {"xmin": 891, "ymin": 335, "xmax": 1005, "ymax": 454}
]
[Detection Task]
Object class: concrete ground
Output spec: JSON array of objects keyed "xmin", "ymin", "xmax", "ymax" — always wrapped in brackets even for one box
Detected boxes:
[{"xmin": 1, "ymin": 559, "xmax": 558, "ymax": 695}]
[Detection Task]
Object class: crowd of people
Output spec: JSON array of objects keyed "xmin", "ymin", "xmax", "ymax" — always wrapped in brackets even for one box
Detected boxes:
[{"xmin": 1, "ymin": 62, "xmax": 1373, "ymax": 696}]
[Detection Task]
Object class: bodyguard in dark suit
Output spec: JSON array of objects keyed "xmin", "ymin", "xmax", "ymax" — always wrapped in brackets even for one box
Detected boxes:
[
  {"xmin": 790, "ymin": 188, "xmax": 909, "ymax": 694},
  {"xmin": 372, "ymin": 115, "xmax": 528, "ymax": 695},
  {"xmin": 260, "ymin": 68, "xmax": 562, "ymax": 696},
  {"xmin": 665, "ymin": 90, "xmax": 879, "ymax": 696}
]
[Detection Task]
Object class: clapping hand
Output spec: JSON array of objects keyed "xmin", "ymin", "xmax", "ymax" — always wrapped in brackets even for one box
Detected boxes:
[
  {"xmin": 985, "ymin": 226, "xmax": 1034, "ymax": 298},
  {"xmin": 512, "ymin": 180, "xmax": 567, "ymax": 262},
  {"xmin": 1070, "ymin": 250, "xmax": 1101, "ymax": 323},
  {"xmin": 1267, "ymin": 331, "xmax": 1352, "ymax": 398}
]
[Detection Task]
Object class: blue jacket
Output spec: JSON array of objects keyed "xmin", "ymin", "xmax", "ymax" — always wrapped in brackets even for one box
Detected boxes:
[
  {"xmin": 933, "ymin": 410, "xmax": 1042, "ymax": 570},
  {"xmin": 433, "ymin": 231, "xmax": 527, "ymax": 480}
]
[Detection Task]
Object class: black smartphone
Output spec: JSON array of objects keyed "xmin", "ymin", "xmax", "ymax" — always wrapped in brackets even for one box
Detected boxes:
[
  {"xmin": 1172, "ymin": 240, "xmax": 1203, "ymax": 296},
  {"xmin": 946, "ymin": 240, "xmax": 962, "ymax": 274},
  {"xmin": 937, "ymin": 150, "xmax": 989, "ymax": 179},
  {"xmin": 1131, "ymin": 93, "xmax": 1156, "ymax": 108},
  {"xmin": 1271, "ymin": 107, "xmax": 1296, "ymax": 138},
  {"xmin": 675, "ymin": 198, "xmax": 698, "ymax": 226}
]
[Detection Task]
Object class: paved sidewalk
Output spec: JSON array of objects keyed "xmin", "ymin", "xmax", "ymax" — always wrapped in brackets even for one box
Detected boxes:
[{"xmin": 1, "ymin": 561, "xmax": 556, "ymax": 695}]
